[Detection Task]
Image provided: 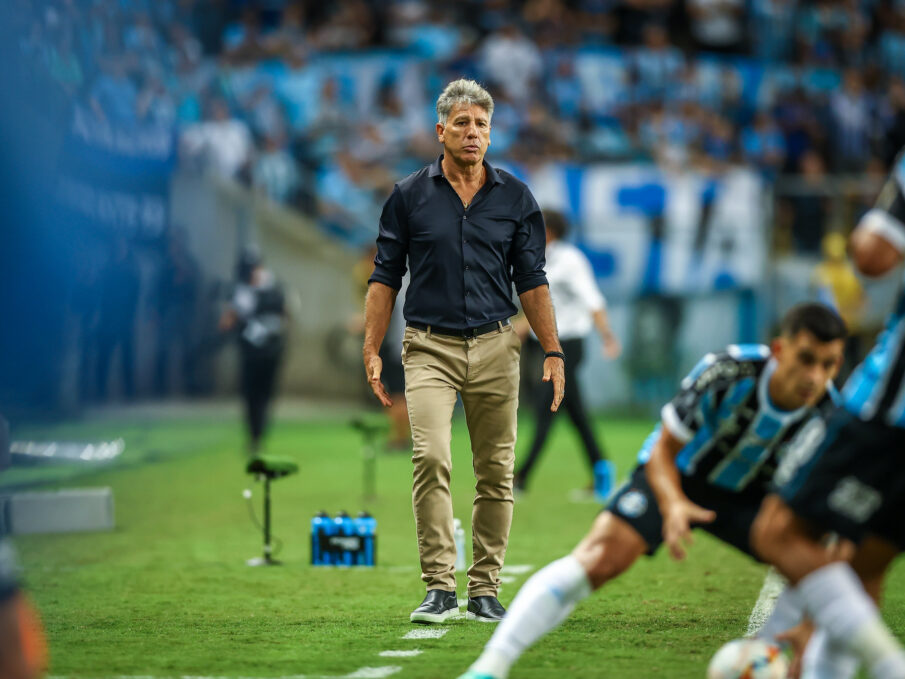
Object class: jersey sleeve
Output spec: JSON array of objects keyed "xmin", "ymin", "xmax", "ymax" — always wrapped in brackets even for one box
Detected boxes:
[
  {"xmin": 858, "ymin": 151, "xmax": 905, "ymax": 254},
  {"xmin": 660, "ymin": 353, "xmax": 738, "ymax": 444}
]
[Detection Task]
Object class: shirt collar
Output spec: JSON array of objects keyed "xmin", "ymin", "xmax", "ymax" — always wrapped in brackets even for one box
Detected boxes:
[{"xmin": 429, "ymin": 154, "xmax": 505, "ymax": 185}]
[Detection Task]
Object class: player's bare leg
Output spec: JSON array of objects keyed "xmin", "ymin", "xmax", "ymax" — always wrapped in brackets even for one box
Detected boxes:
[
  {"xmin": 458, "ymin": 511, "xmax": 647, "ymax": 679},
  {"xmin": 753, "ymin": 496, "xmax": 905, "ymax": 679}
]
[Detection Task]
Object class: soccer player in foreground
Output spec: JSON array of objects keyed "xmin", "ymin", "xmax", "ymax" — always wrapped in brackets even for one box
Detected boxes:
[
  {"xmin": 750, "ymin": 156, "xmax": 905, "ymax": 679},
  {"xmin": 457, "ymin": 302, "xmax": 846, "ymax": 679}
]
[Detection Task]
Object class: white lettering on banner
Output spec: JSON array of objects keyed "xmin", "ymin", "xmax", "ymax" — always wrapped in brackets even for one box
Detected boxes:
[
  {"xmin": 56, "ymin": 177, "xmax": 167, "ymax": 237},
  {"xmin": 70, "ymin": 106, "xmax": 174, "ymax": 159}
]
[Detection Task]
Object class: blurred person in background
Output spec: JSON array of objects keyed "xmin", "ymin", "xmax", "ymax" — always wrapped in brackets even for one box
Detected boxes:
[
  {"xmin": 686, "ymin": 0, "xmax": 746, "ymax": 55},
  {"xmin": 514, "ymin": 209, "xmax": 621, "ymax": 502},
  {"xmin": 96, "ymin": 238, "xmax": 139, "ymax": 402},
  {"xmin": 180, "ymin": 97, "xmax": 253, "ymax": 181},
  {"xmin": 219, "ymin": 247, "xmax": 286, "ymax": 456},
  {"xmin": 364, "ymin": 79, "xmax": 563, "ymax": 625},
  {"xmin": 812, "ymin": 230, "xmax": 865, "ymax": 378},
  {"xmin": 788, "ymin": 149, "xmax": 830, "ymax": 256},
  {"xmin": 89, "ymin": 56, "xmax": 138, "ymax": 126},
  {"xmin": 830, "ymin": 68, "xmax": 873, "ymax": 173},
  {"xmin": 882, "ymin": 78, "xmax": 905, "ymax": 167},
  {"xmin": 253, "ymin": 132, "xmax": 301, "ymax": 204},
  {"xmin": 0, "ymin": 539, "xmax": 47, "ymax": 679},
  {"xmin": 478, "ymin": 25, "xmax": 542, "ymax": 105}
]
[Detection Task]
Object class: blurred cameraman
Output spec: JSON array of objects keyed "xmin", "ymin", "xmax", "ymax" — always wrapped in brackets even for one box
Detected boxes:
[{"xmin": 219, "ymin": 247, "xmax": 286, "ymax": 455}]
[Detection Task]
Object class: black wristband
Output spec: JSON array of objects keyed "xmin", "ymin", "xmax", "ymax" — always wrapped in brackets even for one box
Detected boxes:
[{"xmin": 544, "ymin": 351, "xmax": 565, "ymax": 362}]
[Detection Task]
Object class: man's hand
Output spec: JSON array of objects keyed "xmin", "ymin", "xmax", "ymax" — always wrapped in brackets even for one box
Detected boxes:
[
  {"xmin": 365, "ymin": 354, "xmax": 392, "ymax": 407},
  {"xmin": 602, "ymin": 335, "xmax": 622, "ymax": 359},
  {"xmin": 776, "ymin": 621, "xmax": 815, "ymax": 679},
  {"xmin": 543, "ymin": 356, "xmax": 565, "ymax": 412},
  {"xmin": 662, "ymin": 498, "xmax": 716, "ymax": 561}
]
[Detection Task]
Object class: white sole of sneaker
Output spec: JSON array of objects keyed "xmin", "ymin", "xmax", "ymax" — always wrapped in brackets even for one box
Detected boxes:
[
  {"xmin": 465, "ymin": 611, "xmax": 501, "ymax": 623},
  {"xmin": 410, "ymin": 608, "xmax": 461, "ymax": 624}
]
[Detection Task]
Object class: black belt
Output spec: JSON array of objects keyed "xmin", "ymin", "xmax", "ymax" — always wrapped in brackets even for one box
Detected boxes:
[{"xmin": 407, "ymin": 319, "xmax": 510, "ymax": 339}]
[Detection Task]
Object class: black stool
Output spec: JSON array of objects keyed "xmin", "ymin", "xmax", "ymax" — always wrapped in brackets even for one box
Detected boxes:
[{"xmin": 246, "ymin": 455, "xmax": 299, "ymax": 566}]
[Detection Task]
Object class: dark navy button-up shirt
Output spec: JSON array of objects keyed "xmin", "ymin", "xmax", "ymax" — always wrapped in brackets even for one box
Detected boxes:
[{"xmin": 368, "ymin": 155, "xmax": 548, "ymax": 329}]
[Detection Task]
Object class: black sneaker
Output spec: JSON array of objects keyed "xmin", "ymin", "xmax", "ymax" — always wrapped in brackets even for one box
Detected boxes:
[
  {"xmin": 410, "ymin": 589, "xmax": 460, "ymax": 624},
  {"xmin": 466, "ymin": 596, "xmax": 506, "ymax": 622}
]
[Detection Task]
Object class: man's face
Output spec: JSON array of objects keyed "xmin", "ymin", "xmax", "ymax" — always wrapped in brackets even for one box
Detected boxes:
[
  {"xmin": 436, "ymin": 103, "xmax": 490, "ymax": 166},
  {"xmin": 771, "ymin": 330, "xmax": 845, "ymax": 408}
]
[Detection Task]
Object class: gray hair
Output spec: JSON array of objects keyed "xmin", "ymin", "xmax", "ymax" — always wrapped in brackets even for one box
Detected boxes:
[{"xmin": 436, "ymin": 79, "xmax": 494, "ymax": 125}]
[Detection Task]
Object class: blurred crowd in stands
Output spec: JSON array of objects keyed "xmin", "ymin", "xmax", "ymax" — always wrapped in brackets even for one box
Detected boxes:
[
  {"xmin": 11, "ymin": 0, "xmax": 905, "ymax": 248},
  {"xmin": 11, "ymin": 0, "xmax": 905, "ymax": 262},
  {"xmin": 6, "ymin": 0, "xmax": 903, "ymax": 409}
]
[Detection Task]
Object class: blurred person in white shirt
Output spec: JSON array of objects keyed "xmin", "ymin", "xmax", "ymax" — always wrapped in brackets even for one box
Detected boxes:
[
  {"xmin": 515, "ymin": 209, "xmax": 621, "ymax": 501},
  {"xmin": 479, "ymin": 25, "xmax": 542, "ymax": 105},
  {"xmin": 253, "ymin": 132, "xmax": 300, "ymax": 204},
  {"xmin": 180, "ymin": 97, "xmax": 253, "ymax": 180}
]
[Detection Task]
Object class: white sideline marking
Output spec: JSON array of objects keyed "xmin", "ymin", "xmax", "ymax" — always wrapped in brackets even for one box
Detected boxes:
[
  {"xmin": 745, "ymin": 567, "xmax": 788, "ymax": 637},
  {"xmin": 499, "ymin": 576, "xmax": 516, "ymax": 584},
  {"xmin": 345, "ymin": 668, "xmax": 402, "ymax": 678},
  {"xmin": 500, "ymin": 564, "xmax": 534, "ymax": 575},
  {"xmin": 378, "ymin": 650, "xmax": 423, "ymax": 658},
  {"xmin": 49, "ymin": 670, "xmax": 403, "ymax": 679},
  {"xmin": 402, "ymin": 628, "xmax": 448, "ymax": 640}
]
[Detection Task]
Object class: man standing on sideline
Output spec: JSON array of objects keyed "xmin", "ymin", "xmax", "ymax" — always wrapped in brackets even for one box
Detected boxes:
[
  {"xmin": 514, "ymin": 209, "xmax": 621, "ymax": 501},
  {"xmin": 363, "ymin": 79, "xmax": 565, "ymax": 624},
  {"xmin": 220, "ymin": 246, "xmax": 287, "ymax": 456}
]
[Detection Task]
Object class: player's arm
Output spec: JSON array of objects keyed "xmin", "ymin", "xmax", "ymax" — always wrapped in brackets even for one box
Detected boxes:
[
  {"xmin": 363, "ymin": 186, "xmax": 408, "ymax": 408},
  {"xmin": 851, "ymin": 175, "xmax": 905, "ymax": 276},
  {"xmin": 572, "ymin": 249, "xmax": 621, "ymax": 359},
  {"xmin": 591, "ymin": 308, "xmax": 621, "ymax": 359},
  {"xmin": 363, "ymin": 282, "xmax": 398, "ymax": 407},
  {"xmin": 520, "ymin": 285, "xmax": 565, "ymax": 412},
  {"xmin": 645, "ymin": 425, "xmax": 717, "ymax": 561},
  {"xmin": 515, "ymin": 192, "xmax": 564, "ymax": 412}
]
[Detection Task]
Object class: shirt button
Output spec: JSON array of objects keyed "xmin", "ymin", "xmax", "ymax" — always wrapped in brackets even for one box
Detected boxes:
[{"xmin": 465, "ymin": 265, "xmax": 470, "ymax": 270}]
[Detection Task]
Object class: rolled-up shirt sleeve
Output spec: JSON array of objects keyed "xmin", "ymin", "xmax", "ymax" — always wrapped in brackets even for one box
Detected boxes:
[
  {"xmin": 369, "ymin": 185, "xmax": 409, "ymax": 290},
  {"xmin": 511, "ymin": 191, "xmax": 548, "ymax": 294}
]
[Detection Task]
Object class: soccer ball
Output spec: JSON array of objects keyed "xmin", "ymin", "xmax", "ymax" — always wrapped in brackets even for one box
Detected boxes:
[{"xmin": 706, "ymin": 638, "xmax": 789, "ymax": 679}]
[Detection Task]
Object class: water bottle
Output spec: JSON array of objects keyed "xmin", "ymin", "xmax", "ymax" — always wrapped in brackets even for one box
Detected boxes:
[
  {"xmin": 357, "ymin": 511, "xmax": 377, "ymax": 566},
  {"xmin": 320, "ymin": 511, "xmax": 338, "ymax": 565},
  {"xmin": 351, "ymin": 513, "xmax": 365, "ymax": 566},
  {"xmin": 311, "ymin": 511, "xmax": 329, "ymax": 565},
  {"xmin": 335, "ymin": 512, "xmax": 354, "ymax": 566},
  {"xmin": 453, "ymin": 518, "xmax": 466, "ymax": 572}
]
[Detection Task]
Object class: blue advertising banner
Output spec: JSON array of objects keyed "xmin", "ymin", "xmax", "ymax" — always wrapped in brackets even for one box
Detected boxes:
[{"xmin": 55, "ymin": 106, "xmax": 176, "ymax": 240}]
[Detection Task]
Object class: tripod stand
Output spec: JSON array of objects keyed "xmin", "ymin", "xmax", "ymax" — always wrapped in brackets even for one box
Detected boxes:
[{"xmin": 245, "ymin": 456, "xmax": 298, "ymax": 566}]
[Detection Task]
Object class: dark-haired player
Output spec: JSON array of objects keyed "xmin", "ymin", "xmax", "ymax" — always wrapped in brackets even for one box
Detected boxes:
[
  {"xmin": 458, "ymin": 303, "xmax": 846, "ymax": 679},
  {"xmin": 751, "ymin": 156, "xmax": 905, "ymax": 679}
]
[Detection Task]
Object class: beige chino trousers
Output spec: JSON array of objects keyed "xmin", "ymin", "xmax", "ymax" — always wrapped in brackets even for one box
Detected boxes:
[{"xmin": 402, "ymin": 323, "xmax": 520, "ymax": 597}]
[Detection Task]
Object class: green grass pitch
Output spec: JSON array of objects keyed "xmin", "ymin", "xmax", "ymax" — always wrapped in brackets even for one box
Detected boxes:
[{"xmin": 8, "ymin": 408, "xmax": 905, "ymax": 678}]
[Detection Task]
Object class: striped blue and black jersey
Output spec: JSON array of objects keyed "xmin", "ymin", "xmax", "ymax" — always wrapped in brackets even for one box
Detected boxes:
[
  {"xmin": 842, "ymin": 151, "xmax": 905, "ymax": 428},
  {"xmin": 637, "ymin": 344, "xmax": 838, "ymax": 494}
]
